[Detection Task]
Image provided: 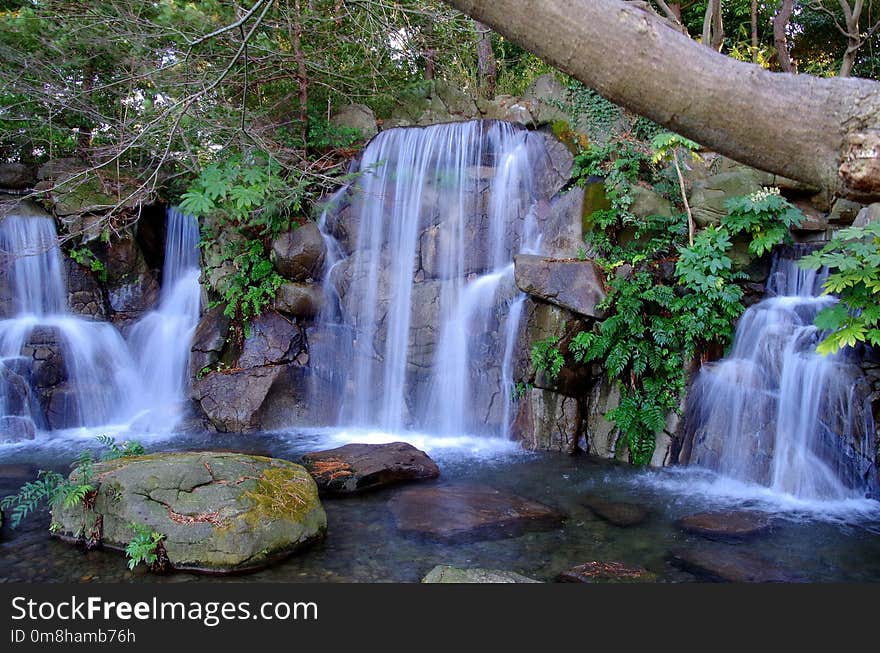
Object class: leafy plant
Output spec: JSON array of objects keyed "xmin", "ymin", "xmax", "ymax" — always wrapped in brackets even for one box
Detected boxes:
[
  {"xmin": 651, "ymin": 132, "xmax": 701, "ymax": 246},
  {"xmin": 723, "ymin": 187, "xmax": 805, "ymax": 256},
  {"xmin": 68, "ymin": 247, "xmax": 107, "ymax": 282},
  {"xmin": 799, "ymin": 220, "xmax": 880, "ymax": 354},
  {"xmin": 530, "ymin": 336, "xmax": 565, "ymax": 382},
  {"xmin": 0, "ymin": 435, "xmax": 143, "ymax": 528},
  {"xmin": 213, "ymin": 238, "xmax": 284, "ymax": 335},
  {"xmin": 125, "ymin": 522, "xmax": 166, "ymax": 571}
]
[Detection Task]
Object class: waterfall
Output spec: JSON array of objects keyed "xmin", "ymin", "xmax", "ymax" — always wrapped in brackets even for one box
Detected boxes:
[
  {"xmin": 314, "ymin": 120, "xmax": 550, "ymax": 438},
  {"xmin": 0, "ymin": 205, "xmax": 200, "ymax": 437},
  {"xmin": 127, "ymin": 207, "xmax": 201, "ymax": 430},
  {"xmin": 0, "ymin": 213, "xmax": 144, "ymax": 431},
  {"xmin": 687, "ymin": 246, "xmax": 877, "ymax": 500}
]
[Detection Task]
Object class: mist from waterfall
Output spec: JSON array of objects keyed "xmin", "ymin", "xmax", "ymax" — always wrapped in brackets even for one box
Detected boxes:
[
  {"xmin": 313, "ymin": 120, "xmax": 548, "ymax": 439},
  {"xmin": 687, "ymin": 247, "xmax": 876, "ymax": 500}
]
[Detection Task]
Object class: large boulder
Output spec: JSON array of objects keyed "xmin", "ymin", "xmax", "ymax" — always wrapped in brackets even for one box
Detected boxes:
[
  {"xmin": 388, "ymin": 484, "xmax": 564, "ymax": 543},
  {"xmin": 422, "ymin": 565, "xmax": 540, "ymax": 583},
  {"xmin": 51, "ymin": 452, "xmax": 326, "ymax": 573},
  {"xmin": 514, "ymin": 254, "xmax": 606, "ymax": 318},
  {"xmin": 521, "ymin": 73, "xmax": 569, "ymax": 125},
  {"xmin": 270, "ymin": 222, "xmax": 326, "ymax": 281},
  {"xmin": 274, "ymin": 281, "xmax": 323, "ymax": 319},
  {"xmin": 689, "ymin": 168, "xmax": 773, "ymax": 227},
  {"xmin": 64, "ymin": 255, "xmax": 106, "ymax": 318},
  {"xmin": 853, "ymin": 202, "xmax": 880, "ymax": 228},
  {"xmin": 237, "ymin": 310, "xmax": 302, "ymax": 368},
  {"xmin": 330, "ymin": 103, "xmax": 378, "ymax": 140},
  {"xmin": 192, "ymin": 365, "xmax": 284, "ymax": 432},
  {"xmin": 301, "ymin": 442, "xmax": 439, "ymax": 495},
  {"xmin": 583, "ymin": 496, "xmax": 649, "ymax": 527},
  {"xmin": 0, "ymin": 163, "xmax": 36, "ymax": 190}
]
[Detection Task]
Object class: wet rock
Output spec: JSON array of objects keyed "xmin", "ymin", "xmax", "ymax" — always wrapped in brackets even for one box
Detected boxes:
[
  {"xmin": 477, "ymin": 95, "xmax": 535, "ymax": 126},
  {"xmin": 514, "ymin": 254, "xmax": 606, "ymax": 318},
  {"xmin": 0, "ymin": 415, "xmax": 36, "ymax": 442},
  {"xmin": 558, "ymin": 561, "xmax": 657, "ymax": 583},
  {"xmin": 189, "ymin": 305, "xmax": 230, "ymax": 379},
  {"xmin": 388, "ymin": 484, "xmax": 564, "ymax": 543},
  {"xmin": 513, "ymin": 386, "xmax": 580, "ymax": 453},
  {"xmin": 330, "ymin": 104, "xmax": 378, "ymax": 140},
  {"xmin": 271, "ymin": 222, "xmax": 326, "ymax": 282},
  {"xmin": 827, "ymin": 198, "xmax": 862, "ymax": 225},
  {"xmin": 538, "ymin": 187, "xmax": 586, "ymax": 258},
  {"xmin": 677, "ymin": 510, "xmax": 773, "ymax": 541},
  {"xmin": 51, "ymin": 452, "xmax": 326, "ymax": 573},
  {"xmin": 64, "ymin": 256, "xmax": 106, "ymax": 318},
  {"xmin": 0, "ymin": 364, "xmax": 33, "ymax": 416},
  {"xmin": 521, "ymin": 73, "xmax": 569, "ymax": 126},
  {"xmin": 237, "ymin": 310, "xmax": 301, "ymax": 368},
  {"xmin": 274, "ymin": 281, "xmax": 323, "ymax": 319},
  {"xmin": 0, "ymin": 163, "xmax": 36, "ymax": 190},
  {"xmin": 853, "ymin": 202, "xmax": 880, "ymax": 228},
  {"xmin": 301, "ymin": 442, "xmax": 439, "ymax": 495},
  {"xmin": 95, "ymin": 235, "xmax": 160, "ymax": 323},
  {"xmin": 536, "ymin": 129, "xmax": 574, "ymax": 197},
  {"xmin": 422, "ymin": 565, "xmax": 540, "ymax": 583},
  {"xmin": 192, "ymin": 366, "xmax": 284, "ymax": 432},
  {"xmin": 669, "ymin": 548, "xmax": 803, "ymax": 583},
  {"xmin": 583, "ymin": 496, "xmax": 649, "ymax": 527}
]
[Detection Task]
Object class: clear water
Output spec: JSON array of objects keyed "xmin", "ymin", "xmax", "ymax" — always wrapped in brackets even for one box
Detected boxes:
[{"xmin": 1, "ymin": 430, "xmax": 878, "ymax": 583}]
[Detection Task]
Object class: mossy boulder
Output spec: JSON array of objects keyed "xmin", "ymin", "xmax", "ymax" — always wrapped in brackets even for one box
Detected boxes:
[
  {"xmin": 51, "ymin": 452, "xmax": 326, "ymax": 573},
  {"xmin": 689, "ymin": 169, "xmax": 772, "ymax": 227}
]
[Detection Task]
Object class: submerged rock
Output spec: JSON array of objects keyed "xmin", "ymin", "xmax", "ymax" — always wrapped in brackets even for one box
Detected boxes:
[
  {"xmin": 558, "ymin": 561, "xmax": 657, "ymax": 583},
  {"xmin": 301, "ymin": 442, "xmax": 439, "ymax": 495},
  {"xmin": 677, "ymin": 510, "xmax": 773, "ymax": 541},
  {"xmin": 388, "ymin": 484, "xmax": 564, "ymax": 543},
  {"xmin": 669, "ymin": 548, "xmax": 803, "ymax": 583},
  {"xmin": 422, "ymin": 565, "xmax": 540, "ymax": 583},
  {"xmin": 51, "ymin": 452, "xmax": 326, "ymax": 573},
  {"xmin": 583, "ymin": 496, "xmax": 649, "ymax": 527}
]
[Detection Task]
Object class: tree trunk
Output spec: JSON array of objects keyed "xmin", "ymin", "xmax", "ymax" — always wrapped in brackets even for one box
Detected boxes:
[
  {"xmin": 475, "ymin": 20, "xmax": 497, "ymax": 99},
  {"xmin": 751, "ymin": 0, "xmax": 759, "ymax": 63},
  {"xmin": 773, "ymin": 0, "xmax": 795, "ymax": 73},
  {"xmin": 290, "ymin": 0, "xmax": 309, "ymax": 149},
  {"xmin": 838, "ymin": 0, "xmax": 865, "ymax": 78},
  {"xmin": 443, "ymin": 0, "xmax": 880, "ymax": 202},
  {"xmin": 702, "ymin": 0, "xmax": 724, "ymax": 51}
]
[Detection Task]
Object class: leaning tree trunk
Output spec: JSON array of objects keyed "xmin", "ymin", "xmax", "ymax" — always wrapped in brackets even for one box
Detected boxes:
[{"xmin": 444, "ymin": 0, "xmax": 880, "ymax": 202}]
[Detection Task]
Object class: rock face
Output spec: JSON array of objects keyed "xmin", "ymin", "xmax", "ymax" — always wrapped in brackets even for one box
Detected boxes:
[
  {"xmin": 331, "ymin": 104, "xmax": 378, "ymax": 140},
  {"xmin": 0, "ymin": 163, "xmax": 36, "ymax": 190},
  {"xmin": 514, "ymin": 254, "xmax": 606, "ymax": 318},
  {"xmin": 388, "ymin": 484, "xmax": 564, "ymax": 543},
  {"xmin": 422, "ymin": 565, "xmax": 540, "ymax": 583},
  {"xmin": 51, "ymin": 452, "xmax": 326, "ymax": 573},
  {"xmin": 677, "ymin": 510, "xmax": 773, "ymax": 541},
  {"xmin": 192, "ymin": 366, "xmax": 285, "ymax": 432},
  {"xmin": 237, "ymin": 311, "xmax": 301, "ymax": 368},
  {"xmin": 669, "ymin": 548, "xmax": 802, "ymax": 583},
  {"xmin": 271, "ymin": 222, "xmax": 326, "ymax": 281},
  {"xmin": 189, "ymin": 305, "xmax": 230, "ymax": 379},
  {"xmin": 301, "ymin": 442, "xmax": 439, "ymax": 495},
  {"xmin": 689, "ymin": 167, "xmax": 772, "ymax": 228},
  {"xmin": 558, "ymin": 561, "xmax": 656, "ymax": 583},
  {"xmin": 513, "ymin": 386, "xmax": 580, "ymax": 453}
]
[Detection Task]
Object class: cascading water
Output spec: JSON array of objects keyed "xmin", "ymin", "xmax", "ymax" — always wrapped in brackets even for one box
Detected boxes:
[
  {"xmin": 314, "ymin": 120, "xmax": 550, "ymax": 440},
  {"xmin": 0, "ymin": 205, "xmax": 201, "ymax": 438},
  {"xmin": 126, "ymin": 208, "xmax": 201, "ymax": 430},
  {"xmin": 686, "ymin": 246, "xmax": 877, "ymax": 500}
]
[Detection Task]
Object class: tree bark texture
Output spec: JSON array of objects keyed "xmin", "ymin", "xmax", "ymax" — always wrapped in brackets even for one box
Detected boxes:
[{"xmin": 444, "ymin": 0, "xmax": 880, "ymax": 201}]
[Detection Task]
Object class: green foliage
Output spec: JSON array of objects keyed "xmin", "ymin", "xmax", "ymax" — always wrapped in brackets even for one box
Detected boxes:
[
  {"xmin": 0, "ymin": 435, "xmax": 144, "ymax": 528},
  {"xmin": 723, "ymin": 187, "xmax": 804, "ymax": 256},
  {"xmin": 125, "ymin": 522, "xmax": 165, "ymax": 571},
  {"xmin": 68, "ymin": 247, "xmax": 107, "ymax": 282},
  {"xmin": 799, "ymin": 221, "xmax": 880, "ymax": 354},
  {"xmin": 530, "ymin": 336, "xmax": 564, "ymax": 382},
  {"xmin": 214, "ymin": 238, "xmax": 284, "ymax": 333},
  {"xmin": 650, "ymin": 132, "xmax": 700, "ymax": 165}
]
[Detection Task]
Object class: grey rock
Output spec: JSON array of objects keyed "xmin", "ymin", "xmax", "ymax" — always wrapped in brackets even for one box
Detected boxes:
[
  {"xmin": 271, "ymin": 222, "xmax": 326, "ymax": 281},
  {"xmin": 514, "ymin": 254, "xmax": 606, "ymax": 318},
  {"xmin": 192, "ymin": 365, "xmax": 285, "ymax": 432},
  {"xmin": 274, "ymin": 281, "xmax": 323, "ymax": 319},
  {"xmin": 330, "ymin": 104, "xmax": 378, "ymax": 140},
  {"xmin": 0, "ymin": 416, "xmax": 36, "ymax": 442},
  {"xmin": 422, "ymin": 565, "xmax": 540, "ymax": 583},
  {"xmin": 0, "ymin": 163, "xmax": 36, "ymax": 190},
  {"xmin": 237, "ymin": 310, "xmax": 301, "ymax": 368},
  {"xmin": 51, "ymin": 452, "xmax": 326, "ymax": 573}
]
